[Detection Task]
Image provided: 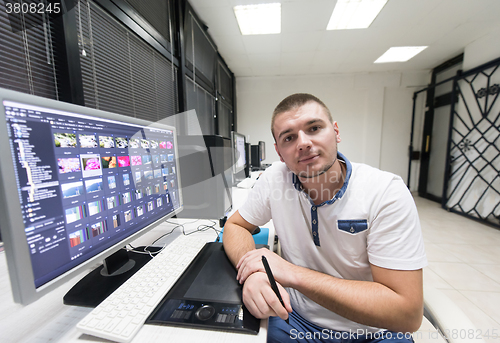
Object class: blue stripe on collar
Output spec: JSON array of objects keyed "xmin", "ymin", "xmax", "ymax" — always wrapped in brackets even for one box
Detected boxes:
[
  {"xmin": 325, "ymin": 151, "xmax": 351, "ymax": 205},
  {"xmin": 292, "ymin": 173, "xmax": 302, "ymax": 191}
]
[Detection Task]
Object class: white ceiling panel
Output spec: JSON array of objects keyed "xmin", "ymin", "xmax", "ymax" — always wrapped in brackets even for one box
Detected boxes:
[
  {"xmin": 280, "ymin": 63, "xmax": 313, "ymax": 76},
  {"xmin": 242, "ymin": 34, "xmax": 282, "ymax": 54},
  {"xmin": 213, "ymin": 36, "xmax": 247, "ymax": 56},
  {"xmin": 281, "ymin": 1, "xmax": 335, "ymax": 33},
  {"xmin": 370, "ymin": 0, "xmax": 440, "ymax": 29},
  {"xmin": 196, "ymin": 7, "xmax": 241, "ymax": 36},
  {"xmin": 188, "ymin": 0, "xmax": 500, "ymax": 77},
  {"xmin": 249, "ymin": 52, "xmax": 281, "ymax": 65},
  {"xmin": 281, "ymin": 51, "xmax": 316, "ymax": 67},
  {"xmin": 223, "ymin": 53, "xmax": 252, "ymax": 68},
  {"xmin": 281, "ymin": 32, "xmax": 323, "ymax": 53},
  {"xmin": 313, "ymin": 51, "xmax": 349, "ymax": 66}
]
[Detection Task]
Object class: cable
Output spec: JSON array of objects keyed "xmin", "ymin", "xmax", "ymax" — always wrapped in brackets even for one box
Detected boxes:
[
  {"xmin": 183, "ymin": 219, "xmax": 219, "ymax": 237},
  {"xmin": 128, "ymin": 219, "xmax": 221, "ymax": 258},
  {"xmin": 127, "ymin": 219, "xmax": 185, "ymax": 257}
]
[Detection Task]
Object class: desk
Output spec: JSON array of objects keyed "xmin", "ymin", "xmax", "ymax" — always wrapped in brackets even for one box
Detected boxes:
[{"xmin": 0, "ymin": 219, "xmax": 268, "ymax": 343}]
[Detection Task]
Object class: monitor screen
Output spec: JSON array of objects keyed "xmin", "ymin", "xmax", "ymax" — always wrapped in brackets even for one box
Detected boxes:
[
  {"xmin": 176, "ymin": 135, "xmax": 232, "ymax": 219},
  {"xmin": 0, "ymin": 88, "xmax": 183, "ymax": 305},
  {"xmin": 231, "ymin": 131, "xmax": 246, "ymax": 175},
  {"xmin": 259, "ymin": 141, "xmax": 265, "ymax": 161},
  {"xmin": 250, "ymin": 145, "xmax": 261, "ymax": 170}
]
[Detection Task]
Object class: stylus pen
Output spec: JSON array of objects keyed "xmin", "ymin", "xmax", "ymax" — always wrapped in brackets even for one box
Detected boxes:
[{"xmin": 262, "ymin": 256, "xmax": 289, "ymax": 325}]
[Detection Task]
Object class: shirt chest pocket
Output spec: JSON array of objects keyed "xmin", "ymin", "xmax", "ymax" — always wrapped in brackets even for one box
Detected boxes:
[
  {"xmin": 337, "ymin": 219, "xmax": 368, "ymax": 235},
  {"xmin": 336, "ymin": 219, "xmax": 369, "ymax": 258}
]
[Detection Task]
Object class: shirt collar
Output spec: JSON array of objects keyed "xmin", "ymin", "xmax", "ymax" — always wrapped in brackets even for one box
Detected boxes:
[{"xmin": 292, "ymin": 151, "xmax": 352, "ymax": 207}]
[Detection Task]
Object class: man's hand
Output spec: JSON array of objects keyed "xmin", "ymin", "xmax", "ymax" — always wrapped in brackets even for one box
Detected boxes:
[
  {"xmin": 222, "ymin": 212, "xmax": 294, "ymax": 321},
  {"xmin": 236, "ymin": 248, "xmax": 294, "ymax": 286},
  {"xmin": 242, "ymin": 272, "xmax": 293, "ymax": 320}
]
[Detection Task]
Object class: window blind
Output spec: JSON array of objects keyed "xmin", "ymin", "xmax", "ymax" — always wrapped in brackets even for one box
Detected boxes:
[
  {"xmin": 217, "ymin": 99, "xmax": 232, "ymax": 138},
  {"xmin": 184, "ymin": 11, "xmax": 216, "ymax": 89},
  {"xmin": 123, "ymin": 0, "xmax": 170, "ymax": 44},
  {"xmin": 0, "ymin": 0, "xmax": 59, "ymax": 100},
  {"xmin": 75, "ymin": 0, "xmax": 178, "ymax": 122},
  {"xmin": 217, "ymin": 60, "xmax": 232, "ymax": 105},
  {"xmin": 185, "ymin": 76, "xmax": 215, "ymax": 136}
]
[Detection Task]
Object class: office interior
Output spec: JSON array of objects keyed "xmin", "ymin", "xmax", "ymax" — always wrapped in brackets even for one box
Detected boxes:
[{"xmin": 1, "ymin": 0, "xmax": 500, "ymax": 342}]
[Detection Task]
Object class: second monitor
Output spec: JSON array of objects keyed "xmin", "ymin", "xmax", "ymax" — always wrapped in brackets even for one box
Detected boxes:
[
  {"xmin": 251, "ymin": 141, "xmax": 266, "ymax": 171},
  {"xmin": 176, "ymin": 135, "xmax": 233, "ymax": 220},
  {"xmin": 231, "ymin": 131, "xmax": 247, "ymax": 184}
]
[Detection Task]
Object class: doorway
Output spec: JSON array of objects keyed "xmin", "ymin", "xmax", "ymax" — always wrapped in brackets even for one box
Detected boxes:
[{"xmin": 416, "ymin": 55, "xmax": 463, "ymax": 203}]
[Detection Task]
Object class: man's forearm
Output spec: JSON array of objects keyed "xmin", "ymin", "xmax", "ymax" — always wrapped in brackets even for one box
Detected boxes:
[
  {"xmin": 287, "ymin": 265, "xmax": 423, "ymax": 333},
  {"xmin": 222, "ymin": 220, "xmax": 256, "ymax": 267}
]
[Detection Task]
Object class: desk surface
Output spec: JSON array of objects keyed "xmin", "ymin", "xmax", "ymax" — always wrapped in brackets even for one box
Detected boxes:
[{"xmin": 0, "ymin": 218, "xmax": 268, "ymax": 343}]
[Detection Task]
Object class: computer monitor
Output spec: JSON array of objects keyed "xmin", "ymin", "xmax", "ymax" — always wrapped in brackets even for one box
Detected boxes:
[
  {"xmin": 244, "ymin": 142, "xmax": 251, "ymax": 178},
  {"xmin": 231, "ymin": 131, "xmax": 246, "ymax": 184},
  {"xmin": 258, "ymin": 141, "xmax": 265, "ymax": 162},
  {"xmin": 176, "ymin": 135, "xmax": 232, "ymax": 219},
  {"xmin": 0, "ymin": 88, "xmax": 183, "ymax": 306},
  {"xmin": 251, "ymin": 145, "xmax": 261, "ymax": 170}
]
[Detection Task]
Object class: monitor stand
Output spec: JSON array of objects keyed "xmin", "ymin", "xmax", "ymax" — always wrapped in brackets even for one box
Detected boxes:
[
  {"xmin": 232, "ymin": 169, "xmax": 247, "ymax": 186},
  {"xmin": 63, "ymin": 246, "xmax": 160, "ymax": 307}
]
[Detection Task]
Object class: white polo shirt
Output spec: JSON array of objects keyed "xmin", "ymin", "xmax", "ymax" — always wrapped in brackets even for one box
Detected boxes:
[{"xmin": 238, "ymin": 153, "xmax": 427, "ymax": 332}]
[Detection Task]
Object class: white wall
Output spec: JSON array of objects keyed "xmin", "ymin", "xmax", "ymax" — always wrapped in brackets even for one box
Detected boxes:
[
  {"xmin": 463, "ymin": 27, "xmax": 500, "ymax": 71},
  {"xmin": 236, "ymin": 71, "xmax": 429, "ymax": 184}
]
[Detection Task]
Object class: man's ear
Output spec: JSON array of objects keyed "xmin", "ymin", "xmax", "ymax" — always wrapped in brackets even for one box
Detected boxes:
[
  {"xmin": 274, "ymin": 143, "xmax": 284, "ymax": 162},
  {"xmin": 333, "ymin": 121, "xmax": 341, "ymax": 143}
]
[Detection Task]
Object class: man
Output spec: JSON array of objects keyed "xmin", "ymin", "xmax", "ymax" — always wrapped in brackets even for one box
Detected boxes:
[{"xmin": 223, "ymin": 93, "xmax": 427, "ymax": 342}]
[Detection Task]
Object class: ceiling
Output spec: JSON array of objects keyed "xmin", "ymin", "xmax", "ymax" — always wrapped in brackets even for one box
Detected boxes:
[{"xmin": 188, "ymin": 0, "xmax": 500, "ymax": 77}]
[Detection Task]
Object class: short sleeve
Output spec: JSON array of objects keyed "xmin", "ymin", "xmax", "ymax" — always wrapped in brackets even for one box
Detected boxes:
[
  {"xmin": 238, "ymin": 170, "xmax": 273, "ymax": 227},
  {"xmin": 367, "ymin": 177, "xmax": 428, "ymax": 270}
]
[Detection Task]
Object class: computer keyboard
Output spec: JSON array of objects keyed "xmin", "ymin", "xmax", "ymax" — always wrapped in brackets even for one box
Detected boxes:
[
  {"xmin": 76, "ymin": 234, "xmax": 208, "ymax": 343},
  {"xmin": 237, "ymin": 178, "xmax": 256, "ymax": 189}
]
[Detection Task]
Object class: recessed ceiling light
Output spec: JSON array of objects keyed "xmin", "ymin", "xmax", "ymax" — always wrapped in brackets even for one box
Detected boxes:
[
  {"xmin": 234, "ymin": 3, "xmax": 281, "ymax": 35},
  {"xmin": 374, "ymin": 46, "xmax": 428, "ymax": 63},
  {"xmin": 327, "ymin": 0, "xmax": 388, "ymax": 30}
]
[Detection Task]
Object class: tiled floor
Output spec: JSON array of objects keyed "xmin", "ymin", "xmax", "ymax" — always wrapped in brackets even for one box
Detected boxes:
[{"xmin": 415, "ymin": 195, "xmax": 500, "ymax": 343}]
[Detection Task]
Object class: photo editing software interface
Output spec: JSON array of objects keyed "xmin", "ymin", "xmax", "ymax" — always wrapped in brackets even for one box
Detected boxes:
[{"xmin": 3, "ymin": 100, "xmax": 181, "ymax": 290}]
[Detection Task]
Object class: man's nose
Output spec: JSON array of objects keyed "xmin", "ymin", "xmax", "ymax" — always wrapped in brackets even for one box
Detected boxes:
[{"xmin": 297, "ymin": 131, "xmax": 311, "ymax": 150}]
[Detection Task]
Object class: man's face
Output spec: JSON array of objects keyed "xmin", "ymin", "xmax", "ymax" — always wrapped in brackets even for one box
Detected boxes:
[{"xmin": 273, "ymin": 101, "xmax": 341, "ymax": 178}]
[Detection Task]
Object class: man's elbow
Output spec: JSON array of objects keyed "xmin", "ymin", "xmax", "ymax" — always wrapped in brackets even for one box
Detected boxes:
[
  {"xmin": 398, "ymin": 304, "xmax": 424, "ymax": 333},
  {"xmin": 406, "ymin": 315, "xmax": 423, "ymax": 334}
]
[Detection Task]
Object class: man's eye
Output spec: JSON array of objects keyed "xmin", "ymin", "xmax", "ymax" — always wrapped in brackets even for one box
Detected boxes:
[
  {"xmin": 284, "ymin": 136, "xmax": 292, "ymax": 142},
  {"xmin": 311, "ymin": 126, "xmax": 320, "ymax": 132}
]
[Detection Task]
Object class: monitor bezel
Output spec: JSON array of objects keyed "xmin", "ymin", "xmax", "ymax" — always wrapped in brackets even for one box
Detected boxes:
[{"xmin": 0, "ymin": 88, "xmax": 184, "ymax": 305}]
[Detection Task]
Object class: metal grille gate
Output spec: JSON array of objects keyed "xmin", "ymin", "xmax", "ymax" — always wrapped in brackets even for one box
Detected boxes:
[{"xmin": 443, "ymin": 57, "xmax": 500, "ymax": 227}]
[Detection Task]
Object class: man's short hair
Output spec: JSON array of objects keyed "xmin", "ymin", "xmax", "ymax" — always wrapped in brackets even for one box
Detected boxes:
[{"xmin": 271, "ymin": 93, "xmax": 333, "ymax": 139}]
